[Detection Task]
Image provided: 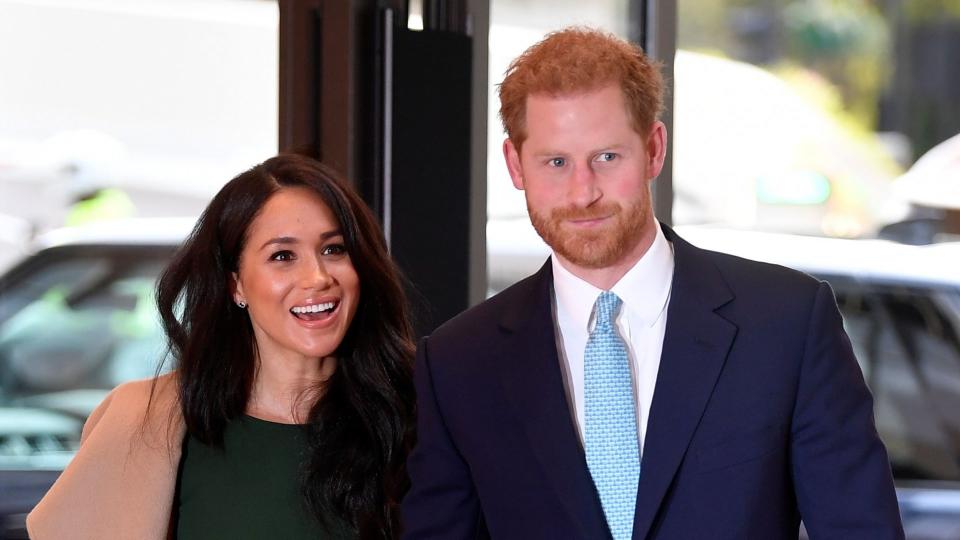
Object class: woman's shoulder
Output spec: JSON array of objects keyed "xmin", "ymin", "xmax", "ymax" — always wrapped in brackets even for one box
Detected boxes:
[
  {"xmin": 110, "ymin": 371, "xmax": 178, "ymax": 402},
  {"xmin": 82, "ymin": 372, "xmax": 179, "ymax": 442},
  {"xmin": 27, "ymin": 372, "xmax": 184, "ymax": 540}
]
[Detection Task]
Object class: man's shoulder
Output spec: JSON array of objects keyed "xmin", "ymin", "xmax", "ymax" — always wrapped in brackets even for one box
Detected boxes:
[
  {"xmin": 671, "ymin": 236, "xmax": 833, "ymax": 331},
  {"xmin": 428, "ymin": 268, "xmax": 547, "ymax": 344},
  {"xmin": 679, "ymin": 235, "xmax": 823, "ymax": 298}
]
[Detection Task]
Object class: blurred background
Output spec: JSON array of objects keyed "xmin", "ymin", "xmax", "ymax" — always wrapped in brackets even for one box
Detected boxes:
[
  {"xmin": 487, "ymin": 0, "xmax": 960, "ymax": 275},
  {"xmin": 0, "ymin": 0, "xmax": 958, "ymax": 538}
]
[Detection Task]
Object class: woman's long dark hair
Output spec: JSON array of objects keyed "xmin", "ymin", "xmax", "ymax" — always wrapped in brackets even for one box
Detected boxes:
[{"xmin": 156, "ymin": 154, "xmax": 415, "ymax": 538}]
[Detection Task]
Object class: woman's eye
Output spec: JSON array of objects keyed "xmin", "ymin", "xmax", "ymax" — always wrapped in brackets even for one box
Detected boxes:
[
  {"xmin": 321, "ymin": 244, "xmax": 348, "ymax": 257},
  {"xmin": 548, "ymin": 157, "xmax": 565, "ymax": 168},
  {"xmin": 270, "ymin": 250, "xmax": 295, "ymax": 262},
  {"xmin": 596, "ymin": 152, "xmax": 617, "ymax": 162}
]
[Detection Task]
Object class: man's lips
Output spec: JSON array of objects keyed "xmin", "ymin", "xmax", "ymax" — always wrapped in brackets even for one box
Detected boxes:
[
  {"xmin": 552, "ymin": 204, "xmax": 619, "ymax": 225},
  {"xmin": 567, "ymin": 214, "xmax": 613, "ymax": 226}
]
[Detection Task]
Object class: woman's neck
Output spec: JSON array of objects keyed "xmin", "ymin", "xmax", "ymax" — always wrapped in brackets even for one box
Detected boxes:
[{"xmin": 246, "ymin": 354, "xmax": 337, "ymax": 424}]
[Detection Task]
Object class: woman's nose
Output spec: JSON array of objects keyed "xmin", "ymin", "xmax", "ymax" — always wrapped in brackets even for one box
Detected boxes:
[{"xmin": 302, "ymin": 259, "xmax": 334, "ymax": 289}]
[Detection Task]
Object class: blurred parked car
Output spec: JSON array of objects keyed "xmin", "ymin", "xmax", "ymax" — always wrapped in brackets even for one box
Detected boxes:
[
  {"xmin": 893, "ymin": 132, "xmax": 960, "ymax": 240},
  {"xmin": 0, "ymin": 218, "xmax": 192, "ymax": 539},
  {"xmin": 488, "ymin": 220, "xmax": 960, "ymax": 539}
]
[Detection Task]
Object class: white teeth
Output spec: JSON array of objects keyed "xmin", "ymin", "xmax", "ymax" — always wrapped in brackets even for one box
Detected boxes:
[{"xmin": 292, "ymin": 302, "xmax": 336, "ymax": 314}]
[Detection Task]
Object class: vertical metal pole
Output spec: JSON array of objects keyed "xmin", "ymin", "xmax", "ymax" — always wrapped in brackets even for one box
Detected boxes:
[
  {"xmin": 278, "ymin": 0, "xmax": 324, "ymax": 156},
  {"xmin": 467, "ymin": 0, "xmax": 488, "ymax": 304},
  {"xmin": 382, "ymin": 7, "xmax": 395, "ymax": 249},
  {"xmin": 630, "ymin": 0, "xmax": 676, "ymax": 226}
]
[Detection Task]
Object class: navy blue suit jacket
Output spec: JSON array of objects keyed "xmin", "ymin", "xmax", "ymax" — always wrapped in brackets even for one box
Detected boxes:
[{"xmin": 402, "ymin": 226, "xmax": 904, "ymax": 539}]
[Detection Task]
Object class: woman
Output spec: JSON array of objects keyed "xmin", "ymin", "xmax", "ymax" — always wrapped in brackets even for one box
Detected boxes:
[{"xmin": 27, "ymin": 154, "xmax": 416, "ymax": 539}]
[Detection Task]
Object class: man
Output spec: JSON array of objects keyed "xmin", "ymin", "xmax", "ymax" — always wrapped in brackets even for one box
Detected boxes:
[{"xmin": 402, "ymin": 28, "xmax": 903, "ymax": 539}]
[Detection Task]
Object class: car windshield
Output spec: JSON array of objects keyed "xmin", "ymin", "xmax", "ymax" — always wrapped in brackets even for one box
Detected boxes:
[
  {"xmin": 828, "ymin": 277, "xmax": 960, "ymax": 483},
  {"xmin": 0, "ymin": 245, "xmax": 174, "ymax": 471}
]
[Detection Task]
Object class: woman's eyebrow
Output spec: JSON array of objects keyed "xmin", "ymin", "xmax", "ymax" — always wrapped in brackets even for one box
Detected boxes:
[
  {"xmin": 260, "ymin": 236, "xmax": 297, "ymax": 250},
  {"xmin": 258, "ymin": 229, "xmax": 343, "ymax": 251}
]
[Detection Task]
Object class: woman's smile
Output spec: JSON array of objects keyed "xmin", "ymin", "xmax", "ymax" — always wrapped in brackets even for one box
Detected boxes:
[{"xmin": 289, "ymin": 297, "xmax": 341, "ymax": 327}]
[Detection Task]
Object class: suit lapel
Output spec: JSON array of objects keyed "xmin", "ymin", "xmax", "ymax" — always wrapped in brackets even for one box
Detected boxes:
[
  {"xmin": 496, "ymin": 260, "xmax": 611, "ymax": 539},
  {"xmin": 632, "ymin": 227, "xmax": 737, "ymax": 540}
]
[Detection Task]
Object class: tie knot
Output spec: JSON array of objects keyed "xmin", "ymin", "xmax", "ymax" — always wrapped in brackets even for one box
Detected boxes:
[{"xmin": 593, "ymin": 291, "xmax": 622, "ymax": 328}]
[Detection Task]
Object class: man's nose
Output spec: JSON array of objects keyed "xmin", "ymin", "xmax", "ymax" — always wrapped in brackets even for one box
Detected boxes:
[{"xmin": 568, "ymin": 162, "xmax": 601, "ymax": 207}]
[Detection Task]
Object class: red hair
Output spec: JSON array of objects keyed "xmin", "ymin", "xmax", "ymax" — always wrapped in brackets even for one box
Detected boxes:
[{"xmin": 498, "ymin": 27, "xmax": 665, "ymax": 149}]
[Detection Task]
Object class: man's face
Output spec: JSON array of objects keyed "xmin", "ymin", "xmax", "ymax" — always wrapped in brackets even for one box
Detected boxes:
[{"xmin": 503, "ymin": 84, "xmax": 665, "ymax": 271}]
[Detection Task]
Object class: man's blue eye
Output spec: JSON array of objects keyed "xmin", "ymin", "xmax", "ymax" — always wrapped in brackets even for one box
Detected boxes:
[
  {"xmin": 549, "ymin": 158, "xmax": 565, "ymax": 167},
  {"xmin": 597, "ymin": 152, "xmax": 617, "ymax": 162}
]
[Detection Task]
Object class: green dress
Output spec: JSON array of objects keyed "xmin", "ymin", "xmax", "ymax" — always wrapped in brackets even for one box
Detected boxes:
[{"xmin": 175, "ymin": 415, "xmax": 354, "ymax": 539}]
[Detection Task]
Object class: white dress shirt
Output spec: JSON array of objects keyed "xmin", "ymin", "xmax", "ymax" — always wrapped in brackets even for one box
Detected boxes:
[{"xmin": 551, "ymin": 222, "xmax": 675, "ymax": 453}]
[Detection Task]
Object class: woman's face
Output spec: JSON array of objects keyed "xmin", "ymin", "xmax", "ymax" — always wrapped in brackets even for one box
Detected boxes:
[{"xmin": 233, "ymin": 187, "xmax": 360, "ymax": 363}]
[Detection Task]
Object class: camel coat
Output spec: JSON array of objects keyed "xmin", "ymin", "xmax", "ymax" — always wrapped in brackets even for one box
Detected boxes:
[{"xmin": 26, "ymin": 373, "xmax": 185, "ymax": 540}]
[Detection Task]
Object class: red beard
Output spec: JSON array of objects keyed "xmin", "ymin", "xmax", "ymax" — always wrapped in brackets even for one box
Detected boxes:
[{"xmin": 528, "ymin": 198, "xmax": 648, "ymax": 269}]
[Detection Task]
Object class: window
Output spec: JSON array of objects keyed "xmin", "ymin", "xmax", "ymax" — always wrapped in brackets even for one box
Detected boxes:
[
  {"xmin": 0, "ymin": 2, "xmax": 277, "ymax": 533},
  {"xmin": 0, "ymin": 0, "xmax": 279, "ymax": 270},
  {"xmin": 674, "ymin": 0, "xmax": 960, "ymax": 239}
]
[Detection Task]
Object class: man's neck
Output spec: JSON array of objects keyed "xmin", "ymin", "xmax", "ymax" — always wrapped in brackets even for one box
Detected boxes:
[{"xmin": 555, "ymin": 221, "xmax": 659, "ymax": 290}]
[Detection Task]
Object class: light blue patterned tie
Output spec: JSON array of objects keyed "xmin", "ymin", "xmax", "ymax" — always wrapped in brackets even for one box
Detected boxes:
[{"xmin": 584, "ymin": 291, "xmax": 640, "ymax": 540}]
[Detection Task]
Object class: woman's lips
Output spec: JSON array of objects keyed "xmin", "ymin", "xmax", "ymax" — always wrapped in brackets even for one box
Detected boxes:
[{"xmin": 290, "ymin": 300, "xmax": 340, "ymax": 327}]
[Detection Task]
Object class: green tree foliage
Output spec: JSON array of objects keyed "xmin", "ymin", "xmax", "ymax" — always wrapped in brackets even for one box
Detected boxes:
[
  {"xmin": 678, "ymin": 0, "xmax": 737, "ymax": 54},
  {"xmin": 904, "ymin": 0, "xmax": 960, "ymax": 21},
  {"xmin": 783, "ymin": 0, "xmax": 890, "ymax": 130},
  {"xmin": 678, "ymin": 0, "xmax": 892, "ymax": 130}
]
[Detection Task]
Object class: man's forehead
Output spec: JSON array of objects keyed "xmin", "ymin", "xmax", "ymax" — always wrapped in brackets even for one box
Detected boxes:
[
  {"xmin": 524, "ymin": 82, "xmax": 622, "ymax": 104},
  {"xmin": 522, "ymin": 86, "xmax": 632, "ymax": 129}
]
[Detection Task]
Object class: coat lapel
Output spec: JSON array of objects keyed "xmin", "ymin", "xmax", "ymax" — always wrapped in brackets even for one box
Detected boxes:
[
  {"xmin": 496, "ymin": 260, "xmax": 611, "ymax": 539},
  {"xmin": 632, "ymin": 227, "xmax": 737, "ymax": 540}
]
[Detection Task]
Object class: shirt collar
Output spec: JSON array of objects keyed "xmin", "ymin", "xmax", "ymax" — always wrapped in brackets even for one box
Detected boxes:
[{"xmin": 552, "ymin": 222, "xmax": 675, "ymax": 331}]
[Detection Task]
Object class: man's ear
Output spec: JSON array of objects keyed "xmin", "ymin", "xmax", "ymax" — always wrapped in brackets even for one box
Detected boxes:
[
  {"xmin": 503, "ymin": 138, "xmax": 525, "ymax": 190},
  {"xmin": 645, "ymin": 121, "xmax": 668, "ymax": 180}
]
